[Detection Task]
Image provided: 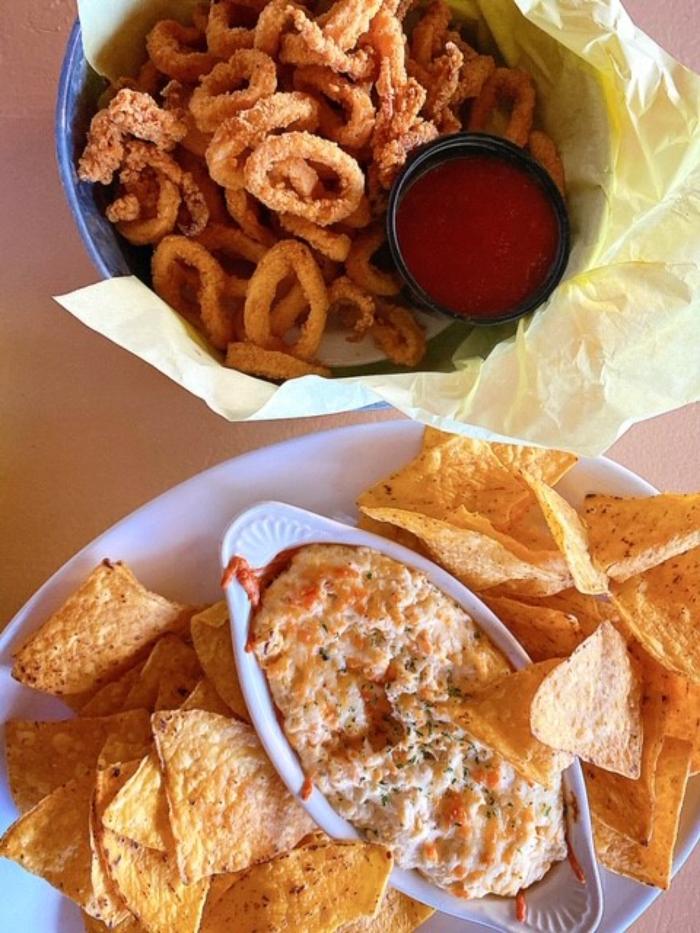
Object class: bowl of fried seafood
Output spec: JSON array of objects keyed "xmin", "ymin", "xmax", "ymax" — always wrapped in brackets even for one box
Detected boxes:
[{"xmin": 56, "ymin": 0, "xmax": 568, "ymax": 383}]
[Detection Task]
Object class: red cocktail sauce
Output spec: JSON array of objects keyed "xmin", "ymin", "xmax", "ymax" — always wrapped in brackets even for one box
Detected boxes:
[{"xmin": 395, "ymin": 155, "xmax": 560, "ymax": 319}]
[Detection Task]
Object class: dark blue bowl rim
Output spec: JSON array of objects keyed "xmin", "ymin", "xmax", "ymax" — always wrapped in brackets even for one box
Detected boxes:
[
  {"xmin": 386, "ymin": 132, "xmax": 571, "ymax": 328},
  {"xmin": 56, "ymin": 20, "xmax": 117, "ymax": 280}
]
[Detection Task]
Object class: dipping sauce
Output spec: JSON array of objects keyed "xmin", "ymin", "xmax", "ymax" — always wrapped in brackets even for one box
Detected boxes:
[{"xmin": 395, "ymin": 155, "xmax": 561, "ymax": 319}]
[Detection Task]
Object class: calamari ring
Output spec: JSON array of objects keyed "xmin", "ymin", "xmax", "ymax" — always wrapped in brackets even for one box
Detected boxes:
[
  {"xmin": 109, "ymin": 170, "xmax": 181, "ymax": 245},
  {"xmin": 467, "ymin": 67, "xmax": 535, "ymax": 148},
  {"xmin": 206, "ymin": 92, "xmax": 319, "ymax": 189},
  {"xmin": 190, "ymin": 49, "xmax": 278, "ymax": 133},
  {"xmin": 328, "ymin": 276, "xmax": 376, "ymax": 340},
  {"xmin": 175, "ymin": 148, "xmax": 229, "ymax": 223},
  {"xmin": 244, "ymin": 239, "xmax": 328, "ymax": 360},
  {"xmin": 195, "ymin": 221, "xmax": 267, "ymax": 295},
  {"xmin": 317, "ymin": 0, "xmax": 383, "ymax": 52},
  {"xmin": 280, "ymin": 9, "xmax": 374, "ymax": 80},
  {"xmin": 270, "ymin": 281, "xmax": 308, "ymax": 336},
  {"xmin": 272, "ymin": 158, "xmax": 320, "ymax": 199},
  {"xmin": 279, "ymin": 213, "xmax": 351, "ymax": 261},
  {"xmin": 206, "ymin": 0, "xmax": 265, "ymax": 57},
  {"xmin": 152, "ymin": 235, "xmax": 237, "ymax": 349},
  {"xmin": 161, "ymin": 80, "xmax": 214, "ymax": 157},
  {"xmin": 225, "ymin": 187, "xmax": 277, "ymax": 246},
  {"xmin": 254, "ymin": 0, "xmax": 306, "ymax": 56},
  {"xmin": 226, "ymin": 342, "xmax": 330, "ymax": 378},
  {"xmin": 77, "ymin": 89, "xmax": 187, "ymax": 185},
  {"xmin": 528, "ymin": 130, "xmax": 565, "ymax": 194},
  {"xmin": 408, "ymin": 41, "xmax": 463, "ymax": 122},
  {"xmin": 371, "ymin": 302, "xmax": 425, "ymax": 366},
  {"xmin": 121, "ymin": 141, "xmax": 209, "ymax": 236},
  {"xmin": 108, "ymin": 88, "xmax": 188, "ymax": 147},
  {"xmin": 340, "ymin": 195, "xmax": 371, "ymax": 229},
  {"xmin": 244, "ymin": 130, "xmax": 364, "ymax": 226},
  {"xmin": 146, "ymin": 20, "xmax": 218, "ymax": 82},
  {"xmin": 293, "ymin": 65, "xmax": 375, "ymax": 149},
  {"xmin": 445, "ymin": 33, "xmax": 495, "ymax": 104},
  {"xmin": 410, "ymin": 0, "xmax": 451, "ymax": 67},
  {"xmin": 345, "ymin": 226, "xmax": 401, "ymax": 296}
]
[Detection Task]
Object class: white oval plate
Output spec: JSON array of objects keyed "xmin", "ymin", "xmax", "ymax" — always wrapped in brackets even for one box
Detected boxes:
[
  {"xmin": 221, "ymin": 501, "xmax": 603, "ymax": 932},
  {"xmin": 0, "ymin": 420, "xmax": 696, "ymax": 933}
]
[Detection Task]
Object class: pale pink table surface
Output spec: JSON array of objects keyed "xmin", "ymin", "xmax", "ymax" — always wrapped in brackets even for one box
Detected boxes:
[{"xmin": 1, "ymin": 1, "xmax": 699, "ymax": 929}]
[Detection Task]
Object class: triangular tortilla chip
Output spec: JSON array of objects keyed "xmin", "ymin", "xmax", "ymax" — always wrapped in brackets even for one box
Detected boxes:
[
  {"xmin": 521, "ymin": 589, "xmax": 618, "ymax": 637},
  {"xmin": 583, "ymin": 642, "xmax": 676, "ymax": 845},
  {"xmin": 0, "ymin": 775, "xmax": 106, "ymax": 917},
  {"xmin": 81, "ymin": 911, "xmax": 143, "ymax": 932},
  {"xmin": 531, "ymin": 622, "xmax": 642, "ymax": 777},
  {"xmin": 202, "ymin": 842, "xmax": 392, "ymax": 932},
  {"xmin": 5, "ymin": 710, "xmax": 151, "ymax": 812},
  {"xmin": 583, "ymin": 493, "xmax": 700, "ymax": 582},
  {"xmin": 190, "ymin": 604, "xmax": 249, "ymax": 720},
  {"xmin": 421, "ymin": 429, "xmax": 577, "ymax": 486},
  {"xmin": 180, "ymin": 677, "xmax": 232, "ymax": 716},
  {"xmin": 358, "ymin": 436, "xmax": 533, "ymax": 529},
  {"xmin": 100, "ymin": 828, "xmax": 209, "ymax": 933},
  {"xmin": 103, "ymin": 752, "xmax": 171, "ymax": 853},
  {"xmin": 361, "ymin": 506, "xmax": 572, "ymax": 597},
  {"xmin": 592, "ymin": 737, "xmax": 692, "ymax": 889},
  {"xmin": 12, "ymin": 561, "xmax": 188, "ymax": 695},
  {"xmin": 152, "ymin": 710, "xmax": 315, "ymax": 883},
  {"xmin": 339, "ymin": 886, "xmax": 434, "ymax": 932},
  {"xmin": 90, "ymin": 761, "xmax": 141, "ymax": 927},
  {"xmin": 124, "ymin": 635, "xmax": 202, "ymax": 712},
  {"xmin": 523, "ymin": 476, "xmax": 608, "ymax": 595},
  {"xmin": 612, "ymin": 547, "xmax": 700, "ymax": 683},
  {"xmin": 453, "ymin": 660, "xmax": 572, "ymax": 787},
  {"xmin": 482, "ymin": 594, "xmax": 584, "ymax": 661},
  {"xmin": 80, "ymin": 664, "xmax": 145, "ymax": 718}
]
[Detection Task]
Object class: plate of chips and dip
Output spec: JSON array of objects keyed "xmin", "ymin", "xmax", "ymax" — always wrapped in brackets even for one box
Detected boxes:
[{"xmin": 2, "ymin": 420, "xmax": 700, "ymax": 931}]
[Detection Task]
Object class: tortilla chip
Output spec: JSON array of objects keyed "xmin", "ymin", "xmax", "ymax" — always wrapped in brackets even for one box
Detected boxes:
[
  {"xmin": 454, "ymin": 660, "xmax": 572, "ymax": 786},
  {"xmin": 90, "ymin": 761, "xmax": 141, "ymax": 927},
  {"xmin": 339, "ymin": 887, "xmax": 434, "ymax": 932},
  {"xmin": 124, "ymin": 635, "xmax": 202, "ymax": 711},
  {"xmin": 361, "ymin": 506, "xmax": 572, "ymax": 597},
  {"xmin": 5, "ymin": 709, "xmax": 151, "ymax": 812},
  {"xmin": 583, "ymin": 643, "xmax": 672, "ymax": 844},
  {"xmin": 357, "ymin": 435, "xmax": 534, "ymax": 530},
  {"xmin": 190, "ymin": 605, "xmax": 249, "ymax": 720},
  {"xmin": 0, "ymin": 775, "xmax": 105, "ymax": 917},
  {"xmin": 421, "ymin": 428, "xmax": 577, "ymax": 482},
  {"xmin": 201, "ymin": 841, "xmax": 393, "ymax": 932},
  {"xmin": 100, "ymin": 828, "xmax": 209, "ymax": 933},
  {"xmin": 584, "ymin": 493, "xmax": 700, "ymax": 582},
  {"xmin": 152, "ymin": 710, "xmax": 315, "ymax": 882},
  {"xmin": 180, "ymin": 678, "xmax": 232, "ymax": 716},
  {"xmin": 531, "ymin": 622, "xmax": 642, "ymax": 777},
  {"xmin": 501, "ymin": 500, "xmax": 557, "ymax": 552},
  {"xmin": 80, "ymin": 664, "xmax": 145, "ymax": 717},
  {"xmin": 482, "ymin": 594, "xmax": 584, "ymax": 661},
  {"xmin": 12, "ymin": 561, "xmax": 188, "ymax": 695},
  {"xmin": 81, "ymin": 911, "xmax": 143, "ymax": 932},
  {"xmin": 103, "ymin": 753, "xmax": 171, "ymax": 853},
  {"xmin": 612, "ymin": 547, "xmax": 700, "ymax": 683},
  {"xmin": 593, "ymin": 737, "xmax": 692, "ymax": 889},
  {"xmin": 357, "ymin": 512, "xmax": 422, "ymax": 551},
  {"xmin": 523, "ymin": 476, "xmax": 608, "ymax": 595}
]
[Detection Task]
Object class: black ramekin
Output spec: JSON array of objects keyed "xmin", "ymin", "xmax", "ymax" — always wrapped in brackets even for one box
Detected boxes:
[{"xmin": 386, "ymin": 132, "xmax": 571, "ymax": 327}]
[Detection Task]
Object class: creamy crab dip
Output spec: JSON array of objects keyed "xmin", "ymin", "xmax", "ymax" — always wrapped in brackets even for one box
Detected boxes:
[{"xmin": 252, "ymin": 544, "xmax": 566, "ymax": 898}]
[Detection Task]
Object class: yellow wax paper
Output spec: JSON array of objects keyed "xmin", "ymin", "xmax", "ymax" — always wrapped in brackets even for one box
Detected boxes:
[{"xmin": 58, "ymin": 0, "xmax": 700, "ymax": 454}]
